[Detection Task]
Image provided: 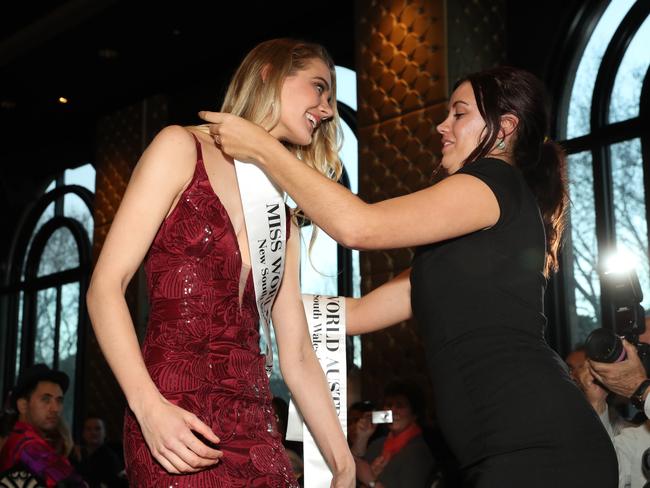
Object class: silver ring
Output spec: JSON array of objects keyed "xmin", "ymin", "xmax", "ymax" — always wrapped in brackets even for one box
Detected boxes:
[{"xmin": 214, "ymin": 134, "xmax": 222, "ymax": 145}]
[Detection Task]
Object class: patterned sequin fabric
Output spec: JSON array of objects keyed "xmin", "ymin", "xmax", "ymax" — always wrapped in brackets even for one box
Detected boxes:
[{"xmin": 123, "ymin": 134, "xmax": 298, "ymax": 487}]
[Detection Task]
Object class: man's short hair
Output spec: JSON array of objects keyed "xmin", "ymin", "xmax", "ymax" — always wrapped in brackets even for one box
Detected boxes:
[{"xmin": 10, "ymin": 363, "xmax": 69, "ymax": 410}]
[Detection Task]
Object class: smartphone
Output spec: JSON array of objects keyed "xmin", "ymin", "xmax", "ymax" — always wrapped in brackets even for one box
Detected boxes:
[{"xmin": 371, "ymin": 410, "xmax": 393, "ymax": 424}]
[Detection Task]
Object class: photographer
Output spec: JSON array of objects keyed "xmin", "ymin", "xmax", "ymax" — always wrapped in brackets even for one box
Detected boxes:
[
  {"xmin": 567, "ymin": 347, "xmax": 629, "ymax": 438},
  {"xmin": 589, "ymin": 338, "xmax": 650, "ymax": 418},
  {"xmin": 590, "ymin": 340, "xmax": 650, "ymax": 488}
]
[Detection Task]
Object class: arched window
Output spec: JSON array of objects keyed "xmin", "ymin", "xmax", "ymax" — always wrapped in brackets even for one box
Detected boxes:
[
  {"xmin": 557, "ymin": 0, "xmax": 650, "ymax": 347},
  {"xmin": 2, "ymin": 164, "xmax": 95, "ymax": 426}
]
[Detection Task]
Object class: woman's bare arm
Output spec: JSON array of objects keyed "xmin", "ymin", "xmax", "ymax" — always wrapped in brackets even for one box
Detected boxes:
[
  {"xmin": 86, "ymin": 126, "xmax": 222, "ymax": 474},
  {"xmin": 346, "ymin": 268, "xmax": 413, "ymax": 335},
  {"xmin": 271, "ymin": 221, "xmax": 354, "ymax": 488},
  {"xmin": 199, "ymin": 112, "xmax": 500, "ymax": 251}
]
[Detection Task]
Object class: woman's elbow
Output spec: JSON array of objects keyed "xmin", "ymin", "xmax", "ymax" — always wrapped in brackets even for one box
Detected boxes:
[{"xmin": 338, "ymin": 226, "xmax": 372, "ymax": 251}]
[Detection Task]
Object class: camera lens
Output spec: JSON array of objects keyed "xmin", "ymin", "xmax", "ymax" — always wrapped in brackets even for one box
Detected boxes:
[{"xmin": 585, "ymin": 328, "xmax": 626, "ymax": 363}]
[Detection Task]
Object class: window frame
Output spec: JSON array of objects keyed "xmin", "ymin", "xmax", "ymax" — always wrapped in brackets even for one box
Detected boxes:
[
  {"xmin": 1, "ymin": 182, "xmax": 94, "ymax": 425},
  {"xmin": 549, "ymin": 0, "xmax": 650, "ymax": 355}
]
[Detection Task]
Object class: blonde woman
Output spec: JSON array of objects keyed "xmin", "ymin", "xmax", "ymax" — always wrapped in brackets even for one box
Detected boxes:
[{"xmin": 86, "ymin": 39, "xmax": 354, "ymax": 487}]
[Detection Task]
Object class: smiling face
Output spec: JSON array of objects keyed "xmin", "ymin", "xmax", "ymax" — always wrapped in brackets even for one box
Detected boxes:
[
  {"xmin": 269, "ymin": 58, "xmax": 334, "ymax": 146},
  {"xmin": 436, "ymin": 81, "xmax": 491, "ymax": 174}
]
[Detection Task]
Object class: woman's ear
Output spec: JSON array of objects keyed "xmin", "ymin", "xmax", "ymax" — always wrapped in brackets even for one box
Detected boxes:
[{"xmin": 500, "ymin": 113, "xmax": 519, "ymax": 140}]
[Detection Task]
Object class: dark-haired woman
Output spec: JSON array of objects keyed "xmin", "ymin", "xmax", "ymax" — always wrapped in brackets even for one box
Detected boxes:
[{"xmin": 200, "ymin": 66, "xmax": 617, "ymax": 487}]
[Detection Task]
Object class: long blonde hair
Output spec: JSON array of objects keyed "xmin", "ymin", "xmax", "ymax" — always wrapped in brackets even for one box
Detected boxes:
[{"xmin": 196, "ymin": 38, "xmax": 342, "ymax": 186}]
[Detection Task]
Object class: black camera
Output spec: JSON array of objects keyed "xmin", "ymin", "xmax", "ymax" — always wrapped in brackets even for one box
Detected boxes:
[{"xmin": 584, "ymin": 267, "xmax": 650, "ymax": 373}]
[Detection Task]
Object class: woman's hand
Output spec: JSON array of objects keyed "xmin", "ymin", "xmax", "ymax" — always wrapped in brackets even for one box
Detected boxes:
[
  {"xmin": 355, "ymin": 414, "xmax": 377, "ymax": 442},
  {"xmin": 135, "ymin": 395, "xmax": 223, "ymax": 474},
  {"xmin": 198, "ymin": 111, "xmax": 279, "ymax": 165}
]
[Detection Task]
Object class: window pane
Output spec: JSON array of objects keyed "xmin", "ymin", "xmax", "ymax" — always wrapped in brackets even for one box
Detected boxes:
[
  {"xmin": 35, "ymin": 288, "xmax": 57, "ymax": 367},
  {"xmin": 59, "ymin": 282, "xmax": 79, "ymax": 427},
  {"xmin": 567, "ymin": 151, "xmax": 601, "ymax": 344},
  {"xmin": 64, "ymin": 193, "xmax": 94, "ymax": 237},
  {"xmin": 609, "ymin": 15, "xmax": 650, "ymax": 123},
  {"xmin": 15, "ymin": 291, "xmax": 24, "ymax": 380},
  {"xmin": 611, "ymin": 139, "xmax": 649, "ymax": 311},
  {"xmin": 59, "ymin": 283, "xmax": 79, "ymax": 362},
  {"xmin": 37, "ymin": 227, "xmax": 79, "ymax": 277},
  {"xmin": 64, "ymin": 163, "xmax": 96, "ymax": 193},
  {"xmin": 566, "ymin": 0, "xmax": 635, "ymax": 139},
  {"xmin": 23, "ymin": 203, "xmax": 55, "ymax": 279}
]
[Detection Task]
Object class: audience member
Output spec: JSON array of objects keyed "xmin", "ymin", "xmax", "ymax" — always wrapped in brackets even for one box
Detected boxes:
[
  {"xmin": 0, "ymin": 363, "xmax": 86, "ymax": 486},
  {"xmin": 350, "ymin": 381, "xmax": 435, "ymax": 488},
  {"xmin": 590, "ymin": 338, "xmax": 650, "ymax": 418},
  {"xmin": 348, "ymin": 401, "xmax": 379, "ymax": 449},
  {"xmin": 71, "ymin": 416, "xmax": 125, "ymax": 487}
]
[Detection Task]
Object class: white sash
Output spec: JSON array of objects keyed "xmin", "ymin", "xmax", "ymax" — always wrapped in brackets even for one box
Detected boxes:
[
  {"xmin": 287, "ymin": 294, "xmax": 347, "ymax": 486},
  {"xmin": 234, "ymin": 159, "xmax": 287, "ymax": 374}
]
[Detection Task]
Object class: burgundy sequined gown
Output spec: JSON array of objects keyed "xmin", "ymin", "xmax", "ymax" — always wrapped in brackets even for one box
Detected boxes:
[{"xmin": 123, "ymin": 134, "xmax": 298, "ymax": 487}]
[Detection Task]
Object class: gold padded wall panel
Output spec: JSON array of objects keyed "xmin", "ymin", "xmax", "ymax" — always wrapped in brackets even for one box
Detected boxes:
[
  {"xmin": 356, "ymin": 0, "xmax": 445, "ymax": 407},
  {"xmin": 358, "ymin": 0, "xmax": 446, "ymax": 126}
]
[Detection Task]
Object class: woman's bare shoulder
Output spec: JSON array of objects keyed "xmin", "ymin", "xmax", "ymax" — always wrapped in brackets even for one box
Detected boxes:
[{"xmin": 136, "ymin": 125, "xmax": 199, "ymax": 181}]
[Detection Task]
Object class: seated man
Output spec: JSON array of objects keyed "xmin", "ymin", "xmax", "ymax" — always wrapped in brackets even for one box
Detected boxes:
[{"xmin": 0, "ymin": 363, "xmax": 86, "ymax": 487}]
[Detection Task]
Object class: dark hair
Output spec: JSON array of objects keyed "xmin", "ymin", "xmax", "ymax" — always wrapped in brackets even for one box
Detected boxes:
[
  {"xmin": 11, "ymin": 363, "xmax": 69, "ymax": 410},
  {"xmin": 349, "ymin": 400, "xmax": 375, "ymax": 413},
  {"xmin": 383, "ymin": 380, "xmax": 426, "ymax": 425},
  {"xmin": 454, "ymin": 66, "xmax": 568, "ymax": 276}
]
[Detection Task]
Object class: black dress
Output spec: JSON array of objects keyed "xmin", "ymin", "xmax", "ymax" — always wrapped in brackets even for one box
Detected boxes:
[{"xmin": 410, "ymin": 158, "xmax": 618, "ymax": 487}]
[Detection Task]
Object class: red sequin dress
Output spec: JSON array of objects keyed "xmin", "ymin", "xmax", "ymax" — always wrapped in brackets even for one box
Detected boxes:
[{"xmin": 123, "ymin": 134, "xmax": 298, "ymax": 487}]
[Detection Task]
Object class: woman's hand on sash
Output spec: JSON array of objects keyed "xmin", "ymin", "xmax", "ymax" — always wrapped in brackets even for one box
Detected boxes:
[
  {"xmin": 136, "ymin": 395, "xmax": 223, "ymax": 474},
  {"xmin": 198, "ymin": 111, "xmax": 281, "ymax": 166}
]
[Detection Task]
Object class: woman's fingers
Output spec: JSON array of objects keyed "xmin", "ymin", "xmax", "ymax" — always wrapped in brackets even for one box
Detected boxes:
[
  {"xmin": 198, "ymin": 111, "xmax": 224, "ymax": 123},
  {"xmin": 185, "ymin": 412, "xmax": 221, "ymax": 445},
  {"xmin": 157, "ymin": 445, "xmax": 200, "ymax": 473},
  {"xmin": 151, "ymin": 449, "xmax": 181, "ymax": 474},
  {"xmin": 139, "ymin": 399, "xmax": 222, "ymax": 474},
  {"xmin": 180, "ymin": 430, "xmax": 223, "ymax": 462},
  {"xmin": 167, "ymin": 438, "xmax": 218, "ymax": 470}
]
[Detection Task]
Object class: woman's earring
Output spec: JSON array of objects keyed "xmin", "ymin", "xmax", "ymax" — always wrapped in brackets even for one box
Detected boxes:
[{"xmin": 496, "ymin": 138, "xmax": 506, "ymax": 150}]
